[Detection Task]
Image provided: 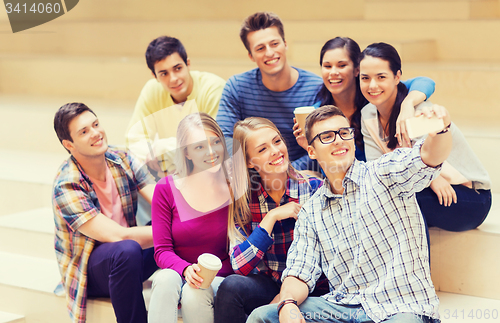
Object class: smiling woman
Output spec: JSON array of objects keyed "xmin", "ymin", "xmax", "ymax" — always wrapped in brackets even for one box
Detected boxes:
[
  {"xmin": 213, "ymin": 117, "xmax": 325, "ymax": 323},
  {"xmin": 148, "ymin": 112, "xmax": 234, "ymax": 323},
  {"xmin": 359, "ymin": 42, "xmax": 492, "ymax": 235}
]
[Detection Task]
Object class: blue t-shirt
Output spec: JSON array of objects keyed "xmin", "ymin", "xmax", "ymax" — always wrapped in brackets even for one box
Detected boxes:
[{"xmin": 216, "ymin": 67, "xmax": 323, "ymax": 162}]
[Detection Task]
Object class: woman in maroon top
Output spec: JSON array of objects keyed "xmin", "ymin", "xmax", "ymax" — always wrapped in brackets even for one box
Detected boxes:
[{"xmin": 148, "ymin": 113, "xmax": 234, "ymax": 323}]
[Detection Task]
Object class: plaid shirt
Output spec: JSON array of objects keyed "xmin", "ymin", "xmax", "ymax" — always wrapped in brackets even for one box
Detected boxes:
[
  {"xmin": 52, "ymin": 147, "xmax": 154, "ymax": 323},
  {"xmin": 230, "ymin": 173, "xmax": 322, "ymax": 283},
  {"xmin": 283, "ymin": 140, "xmax": 441, "ymax": 322}
]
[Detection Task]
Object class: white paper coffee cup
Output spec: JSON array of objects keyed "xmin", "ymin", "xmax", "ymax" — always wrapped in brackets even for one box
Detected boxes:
[
  {"xmin": 294, "ymin": 106, "xmax": 316, "ymax": 136},
  {"xmin": 197, "ymin": 253, "xmax": 222, "ymax": 289}
]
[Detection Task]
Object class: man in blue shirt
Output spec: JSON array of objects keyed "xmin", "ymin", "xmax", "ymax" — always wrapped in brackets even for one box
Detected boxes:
[
  {"xmin": 216, "ymin": 12, "xmax": 323, "ymax": 170},
  {"xmin": 247, "ymin": 104, "xmax": 451, "ymax": 322},
  {"xmin": 216, "ymin": 12, "xmax": 435, "ymax": 172}
]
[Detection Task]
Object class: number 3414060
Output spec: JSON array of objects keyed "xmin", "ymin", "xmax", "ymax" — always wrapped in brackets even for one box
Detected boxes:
[
  {"xmin": 5, "ymin": 3, "xmax": 62, "ymax": 14},
  {"xmin": 443, "ymin": 309, "xmax": 498, "ymax": 320}
]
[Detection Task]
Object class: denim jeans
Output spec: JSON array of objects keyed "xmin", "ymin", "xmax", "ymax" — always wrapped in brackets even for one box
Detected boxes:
[
  {"xmin": 417, "ymin": 186, "xmax": 491, "ymax": 232},
  {"xmin": 214, "ymin": 274, "xmax": 281, "ymax": 323},
  {"xmin": 247, "ymin": 296, "xmax": 438, "ymax": 323},
  {"xmin": 86, "ymin": 240, "xmax": 158, "ymax": 323}
]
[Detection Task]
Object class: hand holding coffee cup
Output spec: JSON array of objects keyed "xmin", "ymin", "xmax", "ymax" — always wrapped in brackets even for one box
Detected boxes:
[
  {"xmin": 196, "ymin": 253, "xmax": 222, "ymax": 289},
  {"xmin": 293, "ymin": 106, "xmax": 316, "ymax": 150},
  {"xmin": 183, "ymin": 263, "xmax": 204, "ymax": 289}
]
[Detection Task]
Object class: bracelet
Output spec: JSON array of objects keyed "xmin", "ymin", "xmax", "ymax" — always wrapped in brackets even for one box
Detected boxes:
[
  {"xmin": 436, "ymin": 123, "xmax": 451, "ymax": 135},
  {"xmin": 277, "ymin": 299, "xmax": 298, "ymax": 315}
]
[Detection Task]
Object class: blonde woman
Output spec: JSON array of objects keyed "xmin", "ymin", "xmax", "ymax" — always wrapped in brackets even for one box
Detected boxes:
[
  {"xmin": 148, "ymin": 113, "xmax": 234, "ymax": 323},
  {"xmin": 214, "ymin": 117, "xmax": 325, "ymax": 323}
]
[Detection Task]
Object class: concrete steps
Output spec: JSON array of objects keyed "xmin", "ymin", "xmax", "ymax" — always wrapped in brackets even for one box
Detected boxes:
[
  {"xmin": 365, "ymin": 0, "xmax": 500, "ymax": 20},
  {"xmin": 0, "ymin": 252, "xmax": 69, "ymax": 323},
  {"xmin": 437, "ymin": 291, "xmax": 500, "ymax": 322},
  {"xmin": 0, "ymin": 95, "xmax": 134, "ymax": 153},
  {"xmin": 0, "ymin": 208, "xmax": 54, "ymax": 260},
  {"xmin": 1, "ymin": 19, "xmax": 500, "ymax": 62},
  {"xmin": 430, "ymin": 195, "xmax": 500, "ymax": 300},
  {"xmin": 0, "ymin": 312, "xmax": 24, "ymax": 323},
  {"xmin": 2, "ymin": 56, "xmax": 500, "ymax": 119},
  {"xmin": 0, "ymin": 252, "xmax": 170, "ymax": 322}
]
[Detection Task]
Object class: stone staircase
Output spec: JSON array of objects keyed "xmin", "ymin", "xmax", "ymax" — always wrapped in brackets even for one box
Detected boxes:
[{"xmin": 0, "ymin": 0, "xmax": 499, "ymax": 321}]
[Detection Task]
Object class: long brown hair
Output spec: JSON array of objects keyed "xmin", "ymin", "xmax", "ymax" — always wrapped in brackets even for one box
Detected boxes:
[{"xmin": 360, "ymin": 43, "xmax": 409, "ymax": 149}]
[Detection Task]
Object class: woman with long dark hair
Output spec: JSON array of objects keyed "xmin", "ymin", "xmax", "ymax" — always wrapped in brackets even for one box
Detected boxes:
[
  {"xmin": 294, "ymin": 37, "xmax": 436, "ymax": 161},
  {"xmin": 359, "ymin": 42, "xmax": 491, "ymax": 233}
]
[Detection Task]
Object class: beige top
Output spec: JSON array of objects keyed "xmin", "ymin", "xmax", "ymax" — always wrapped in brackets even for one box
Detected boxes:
[{"xmin": 361, "ymin": 102, "xmax": 491, "ymax": 190}]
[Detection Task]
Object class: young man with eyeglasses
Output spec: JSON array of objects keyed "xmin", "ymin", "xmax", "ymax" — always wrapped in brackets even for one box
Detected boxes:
[{"xmin": 247, "ymin": 104, "xmax": 450, "ymax": 323}]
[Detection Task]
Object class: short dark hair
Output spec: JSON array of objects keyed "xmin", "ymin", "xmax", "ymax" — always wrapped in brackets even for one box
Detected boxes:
[
  {"xmin": 145, "ymin": 36, "xmax": 188, "ymax": 76},
  {"xmin": 54, "ymin": 102, "xmax": 95, "ymax": 152},
  {"xmin": 305, "ymin": 105, "xmax": 347, "ymax": 145},
  {"xmin": 240, "ymin": 12, "xmax": 285, "ymax": 54}
]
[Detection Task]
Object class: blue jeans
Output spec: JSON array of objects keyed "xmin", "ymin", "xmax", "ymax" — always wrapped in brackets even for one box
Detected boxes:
[
  {"xmin": 214, "ymin": 273, "xmax": 330, "ymax": 323},
  {"xmin": 86, "ymin": 240, "xmax": 158, "ymax": 323},
  {"xmin": 214, "ymin": 274, "xmax": 281, "ymax": 323},
  {"xmin": 417, "ymin": 186, "xmax": 491, "ymax": 232},
  {"xmin": 247, "ymin": 296, "xmax": 438, "ymax": 323}
]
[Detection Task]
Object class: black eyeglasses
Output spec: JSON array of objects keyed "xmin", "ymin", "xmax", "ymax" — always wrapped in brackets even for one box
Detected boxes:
[{"xmin": 308, "ymin": 127, "xmax": 355, "ymax": 145}]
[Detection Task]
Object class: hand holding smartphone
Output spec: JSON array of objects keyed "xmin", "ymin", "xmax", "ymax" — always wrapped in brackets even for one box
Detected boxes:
[{"xmin": 405, "ymin": 115, "xmax": 445, "ymax": 139}]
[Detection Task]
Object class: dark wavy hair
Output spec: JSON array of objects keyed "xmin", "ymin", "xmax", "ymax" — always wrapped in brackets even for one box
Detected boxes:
[
  {"xmin": 360, "ymin": 42, "xmax": 408, "ymax": 150},
  {"xmin": 317, "ymin": 37, "xmax": 365, "ymax": 152}
]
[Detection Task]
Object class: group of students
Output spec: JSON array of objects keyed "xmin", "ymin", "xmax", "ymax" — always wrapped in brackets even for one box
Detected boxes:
[{"xmin": 51, "ymin": 11, "xmax": 492, "ymax": 323}]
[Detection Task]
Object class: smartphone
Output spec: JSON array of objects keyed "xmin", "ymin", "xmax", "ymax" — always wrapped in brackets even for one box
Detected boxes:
[{"xmin": 405, "ymin": 115, "xmax": 445, "ymax": 139}]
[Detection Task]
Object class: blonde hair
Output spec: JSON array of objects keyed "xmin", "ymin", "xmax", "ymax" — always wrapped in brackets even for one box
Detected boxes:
[
  {"xmin": 174, "ymin": 112, "xmax": 229, "ymax": 177},
  {"xmin": 175, "ymin": 113, "xmax": 236, "ymax": 251},
  {"xmin": 229, "ymin": 117, "xmax": 300, "ymax": 244}
]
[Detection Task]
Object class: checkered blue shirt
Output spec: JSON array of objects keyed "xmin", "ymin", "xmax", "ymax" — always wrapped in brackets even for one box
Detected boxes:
[{"xmin": 283, "ymin": 141, "xmax": 441, "ymax": 322}]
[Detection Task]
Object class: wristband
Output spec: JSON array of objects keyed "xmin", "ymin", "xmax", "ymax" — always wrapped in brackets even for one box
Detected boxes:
[
  {"xmin": 436, "ymin": 123, "xmax": 451, "ymax": 135},
  {"xmin": 277, "ymin": 299, "xmax": 298, "ymax": 315}
]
